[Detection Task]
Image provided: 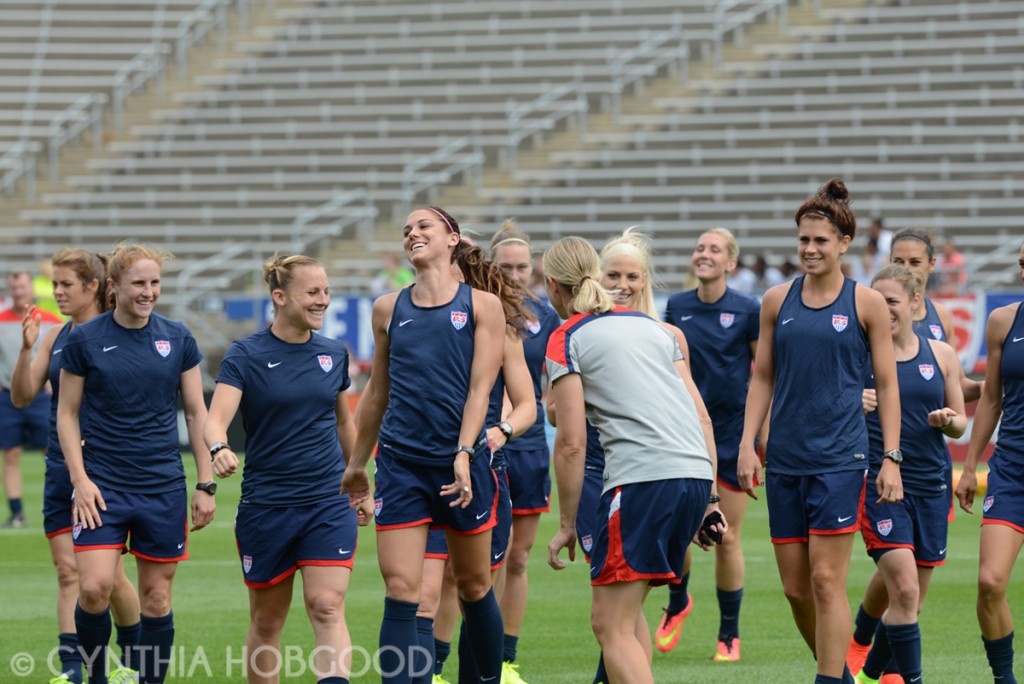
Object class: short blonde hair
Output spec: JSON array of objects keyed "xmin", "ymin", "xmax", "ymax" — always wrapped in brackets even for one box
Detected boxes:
[{"xmin": 701, "ymin": 227, "xmax": 740, "ymax": 262}]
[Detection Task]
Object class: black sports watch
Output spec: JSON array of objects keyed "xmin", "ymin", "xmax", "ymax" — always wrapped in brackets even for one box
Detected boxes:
[
  {"xmin": 196, "ymin": 481, "xmax": 217, "ymax": 496},
  {"xmin": 209, "ymin": 441, "xmax": 231, "ymax": 460},
  {"xmin": 454, "ymin": 445, "xmax": 476, "ymax": 461},
  {"xmin": 708, "ymin": 493, "xmax": 721, "ymax": 505},
  {"xmin": 883, "ymin": 449, "xmax": 903, "ymax": 464},
  {"xmin": 497, "ymin": 421, "xmax": 514, "ymax": 440}
]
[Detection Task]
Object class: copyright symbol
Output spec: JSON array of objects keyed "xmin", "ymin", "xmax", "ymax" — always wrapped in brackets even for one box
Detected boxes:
[{"xmin": 9, "ymin": 652, "xmax": 34, "ymax": 677}]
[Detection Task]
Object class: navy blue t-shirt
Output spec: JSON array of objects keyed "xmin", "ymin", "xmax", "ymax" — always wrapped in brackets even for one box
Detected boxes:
[
  {"xmin": 217, "ymin": 327, "xmax": 351, "ymax": 507},
  {"xmin": 665, "ymin": 287, "xmax": 759, "ymax": 444},
  {"xmin": 45, "ymin": 322, "xmax": 75, "ymax": 465},
  {"xmin": 865, "ymin": 336, "xmax": 949, "ymax": 496},
  {"xmin": 768, "ymin": 277, "xmax": 869, "ymax": 475},
  {"xmin": 508, "ymin": 298, "xmax": 561, "ymax": 452},
  {"xmin": 60, "ymin": 311, "xmax": 202, "ymax": 492},
  {"xmin": 379, "ymin": 283, "xmax": 485, "ymax": 465}
]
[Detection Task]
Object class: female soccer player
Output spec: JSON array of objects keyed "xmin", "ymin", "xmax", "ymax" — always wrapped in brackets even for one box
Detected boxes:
[
  {"xmin": 204, "ymin": 254, "xmax": 360, "ymax": 684},
  {"xmin": 738, "ymin": 179, "xmax": 901, "ymax": 684},
  {"xmin": 851, "ymin": 265, "xmax": 965, "ymax": 684},
  {"xmin": 57, "ymin": 243, "xmax": 214, "ymax": 684},
  {"xmin": 10, "ymin": 248, "xmax": 141, "ymax": 684},
  {"xmin": 488, "ymin": 219, "xmax": 561, "ymax": 683},
  {"xmin": 661, "ymin": 227, "xmax": 760, "ymax": 661},
  {"xmin": 955, "ymin": 242, "xmax": 1024, "ymax": 684},
  {"xmin": 544, "ymin": 236, "xmax": 725, "ymax": 684},
  {"xmin": 341, "ymin": 207, "xmax": 508, "ymax": 684}
]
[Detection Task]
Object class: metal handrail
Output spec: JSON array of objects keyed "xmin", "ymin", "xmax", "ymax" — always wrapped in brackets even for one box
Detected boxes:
[
  {"xmin": 48, "ymin": 93, "xmax": 107, "ymax": 182},
  {"xmin": 506, "ymin": 80, "xmax": 588, "ymax": 174},
  {"xmin": 113, "ymin": 43, "xmax": 169, "ymax": 129},
  {"xmin": 176, "ymin": 0, "xmax": 235, "ymax": 78},
  {"xmin": 0, "ymin": 141, "xmax": 39, "ymax": 199},
  {"xmin": 611, "ymin": 25, "xmax": 688, "ymax": 119},
  {"xmin": 714, "ymin": 0, "xmax": 789, "ymax": 67},
  {"xmin": 401, "ymin": 137, "xmax": 485, "ymax": 214},
  {"xmin": 967, "ymin": 236, "xmax": 1020, "ymax": 290},
  {"xmin": 291, "ymin": 189, "xmax": 378, "ymax": 250}
]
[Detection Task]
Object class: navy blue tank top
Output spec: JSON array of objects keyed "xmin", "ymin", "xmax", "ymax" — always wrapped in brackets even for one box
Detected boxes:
[
  {"xmin": 866, "ymin": 336, "xmax": 948, "ymax": 496},
  {"xmin": 379, "ymin": 283, "xmax": 485, "ymax": 465},
  {"xmin": 997, "ymin": 303, "xmax": 1024, "ymax": 460},
  {"xmin": 768, "ymin": 276, "xmax": 869, "ymax": 475},
  {"xmin": 507, "ymin": 298, "xmax": 561, "ymax": 452},
  {"xmin": 914, "ymin": 298, "xmax": 947, "ymax": 342},
  {"xmin": 486, "ymin": 368, "xmax": 506, "ymax": 469},
  {"xmin": 45, "ymin": 322, "xmax": 75, "ymax": 465}
]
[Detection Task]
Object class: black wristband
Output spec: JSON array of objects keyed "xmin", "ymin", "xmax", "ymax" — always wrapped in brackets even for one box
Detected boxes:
[{"xmin": 454, "ymin": 445, "xmax": 475, "ymax": 461}]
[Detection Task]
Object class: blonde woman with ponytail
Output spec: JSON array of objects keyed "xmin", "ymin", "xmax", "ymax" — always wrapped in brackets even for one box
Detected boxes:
[{"xmin": 543, "ymin": 236, "xmax": 725, "ymax": 684}]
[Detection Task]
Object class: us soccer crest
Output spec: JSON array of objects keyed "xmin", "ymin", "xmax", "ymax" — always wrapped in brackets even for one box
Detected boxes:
[
  {"xmin": 318, "ymin": 355, "xmax": 333, "ymax": 373},
  {"xmin": 984, "ymin": 495, "xmax": 995, "ymax": 513},
  {"xmin": 929, "ymin": 324, "xmax": 943, "ymax": 340},
  {"xmin": 919, "ymin": 364, "xmax": 935, "ymax": 381},
  {"xmin": 154, "ymin": 340, "xmax": 171, "ymax": 357},
  {"xmin": 581, "ymin": 534, "xmax": 593, "ymax": 552},
  {"xmin": 450, "ymin": 310, "xmax": 468, "ymax": 330},
  {"xmin": 374, "ymin": 498, "xmax": 383, "ymax": 516},
  {"xmin": 527, "ymin": 319, "xmax": 541, "ymax": 335},
  {"xmin": 72, "ymin": 522, "xmax": 82, "ymax": 540},
  {"xmin": 242, "ymin": 555, "xmax": 253, "ymax": 574},
  {"xmin": 876, "ymin": 519, "xmax": 893, "ymax": 537},
  {"xmin": 720, "ymin": 313, "xmax": 735, "ymax": 329},
  {"xmin": 832, "ymin": 314, "xmax": 849, "ymax": 332}
]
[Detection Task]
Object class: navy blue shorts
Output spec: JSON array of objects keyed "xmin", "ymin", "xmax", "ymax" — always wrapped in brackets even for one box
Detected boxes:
[
  {"xmin": 861, "ymin": 476, "xmax": 950, "ymax": 567},
  {"xmin": 43, "ymin": 458, "xmax": 74, "ymax": 538},
  {"xmin": 374, "ymin": 445, "xmax": 497, "ymax": 534},
  {"xmin": 589, "ymin": 478, "xmax": 711, "ymax": 587},
  {"xmin": 716, "ymin": 431, "xmax": 743, "ymax": 492},
  {"xmin": 505, "ymin": 447, "xmax": 551, "ymax": 514},
  {"xmin": 0, "ymin": 389, "xmax": 50, "ymax": 450},
  {"xmin": 575, "ymin": 468, "xmax": 604, "ymax": 562},
  {"xmin": 982, "ymin": 451, "xmax": 1024, "ymax": 533},
  {"xmin": 235, "ymin": 500, "xmax": 357, "ymax": 588},
  {"xmin": 72, "ymin": 485, "xmax": 187, "ymax": 562},
  {"xmin": 767, "ymin": 469, "xmax": 866, "ymax": 544},
  {"xmin": 422, "ymin": 466, "xmax": 512, "ymax": 569}
]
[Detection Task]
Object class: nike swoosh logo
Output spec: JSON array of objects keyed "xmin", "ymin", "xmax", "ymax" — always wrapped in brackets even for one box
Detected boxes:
[
  {"xmin": 782, "ymin": 318, "xmax": 795, "ymax": 325},
  {"xmin": 1014, "ymin": 336, "xmax": 1024, "ymax": 343},
  {"xmin": 475, "ymin": 511, "xmax": 489, "ymax": 520},
  {"xmin": 493, "ymin": 551, "xmax": 504, "ymax": 561},
  {"xmin": 52, "ymin": 348, "xmax": 62, "ymax": 355},
  {"xmin": 837, "ymin": 515, "xmax": 853, "ymax": 523},
  {"xmin": 177, "ymin": 543, "xmax": 184, "ymax": 549},
  {"xmin": 267, "ymin": 361, "xmax": 282, "ymax": 368},
  {"xmin": 680, "ymin": 315, "xmax": 693, "ymax": 321},
  {"xmin": 399, "ymin": 319, "xmax": 413, "ymax": 327},
  {"xmin": 481, "ymin": 677, "xmax": 497, "ymax": 682},
  {"xmin": 103, "ymin": 345, "xmax": 118, "ymax": 352},
  {"xmin": 338, "ymin": 548, "xmax": 350, "ymax": 554},
  {"xmin": 939, "ymin": 547, "xmax": 946, "ymax": 555}
]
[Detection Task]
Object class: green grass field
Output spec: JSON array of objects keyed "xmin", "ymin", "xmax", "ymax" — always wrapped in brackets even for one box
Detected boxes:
[{"xmin": 0, "ymin": 453, "xmax": 1018, "ymax": 683}]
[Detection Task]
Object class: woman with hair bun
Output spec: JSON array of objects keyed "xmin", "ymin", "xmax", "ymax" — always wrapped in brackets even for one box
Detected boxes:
[
  {"xmin": 342, "ymin": 207, "xmax": 507, "ymax": 684},
  {"xmin": 737, "ymin": 179, "xmax": 901, "ymax": 684},
  {"xmin": 205, "ymin": 254, "xmax": 361, "ymax": 684},
  {"xmin": 57, "ymin": 243, "xmax": 213, "ymax": 684},
  {"xmin": 659, "ymin": 227, "xmax": 760, "ymax": 662},
  {"xmin": 544, "ymin": 236, "xmax": 724, "ymax": 684},
  {"xmin": 11, "ymin": 248, "xmax": 142, "ymax": 684}
]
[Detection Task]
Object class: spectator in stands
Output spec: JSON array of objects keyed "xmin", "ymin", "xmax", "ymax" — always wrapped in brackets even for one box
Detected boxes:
[
  {"xmin": 728, "ymin": 257, "xmax": 757, "ymax": 295},
  {"xmin": 779, "ymin": 259, "xmax": 801, "ymax": 281},
  {"xmin": 933, "ymin": 238, "xmax": 968, "ymax": 296},
  {"xmin": 33, "ymin": 260, "xmax": 65, "ymax": 320},
  {"xmin": 869, "ymin": 218, "xmax": 893, "ymax": 260},
  {"xmin": 851, "ymin": 239, "xmax": 882, "ymax": 287},
  {"xmin": 371, "ymin": 251, "xmax": 415, "ymax": 297},
  {"xmin": 752, "ymin": 255, "xmax": 785, "ymax": 293},
  {"xmin": 0, "ymin": 271, "xmax": 62, "ymax": 528}
]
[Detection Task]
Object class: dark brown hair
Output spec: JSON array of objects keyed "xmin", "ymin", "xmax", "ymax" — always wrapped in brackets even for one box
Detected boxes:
[
  {"xmin": 891, "ymin": 226, "xmax": 936, "ymax": 261},
  {"xmin": 795, "ymin": 178, "xmax": 856, "ymax": 239},
  {"xmin": 52, "ymin": 248, "xmax": 110, "ymax": 313}
]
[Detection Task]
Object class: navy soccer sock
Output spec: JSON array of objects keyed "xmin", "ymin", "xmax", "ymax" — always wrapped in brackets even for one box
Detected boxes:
[
  {"xmin": 983, "ymin": 632, "xmax": 1017, "ymax": 684},
  {"xmin": 593, "ymin": 651, "xmax": 608, "ymax": 684},
  {"xmin": 57, "ymin": 632, "xmax": 84, "ymax": 683},
  {"xmin": 853, "ymin": 603, "xmax": 881, "ymax": 647},
  {"xmin": 380, "ymin": 598, "xmax": 418, "ymax": 684},
  {"xmin": 667, "ymin": 574, "xmax": 690, "ymax": 615},
  {"xmin": 503, "ymin": 633, "xmax": 518, "ymax": 663},
  {"xmin": 861, "ymin": 621, "xmax": 893, "ymax": 680},
  {"xmin": 75, "ymin": 604, "xmax": 111, "ymax": 684},
  {"xmin": 317, "ymin": 678, "xmax": 349, "ymax": 684},
  {"xmin": 413, "ymin": 616, "xmax": 435, "ymax": 684},
  {"xmin": 886, "ymin": 622, "xmax": 922, "ymax": 682},
  {"xmin": 433, "ymin": 638, "xmax": 451, "ymax": 675},
  {"xmin": 9, "ymin": 496, "xmax": 23, "ymax": 516},
  {"xmin": 460, "ymin": 589, "xmax": 503, "ymax": 682},
  {"xmin": 717, "ymin": 587, "xmax": 743, "ymax": 640},
  {"xmin": 138, "ymin": 612, "xmax": 174, "ymax": 683},
  {"xmin": 115, "ymin": 620, "xmax": 141, "ymax": 670},
  {"xmin": 457, "ymin": 621, "xmax": 478, "ymax": 684}
]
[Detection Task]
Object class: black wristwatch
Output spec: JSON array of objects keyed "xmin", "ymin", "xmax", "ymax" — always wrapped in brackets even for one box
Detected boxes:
[
  {"xmin": 497, "ymin": 421, "xmax": 514, "ymax": 440},
  {"xmin": 883, "ymin": 449, "xmax": 903, "ymax": 464},
  {"xmin": 454, "ymin": 445, "xmax": 476, "ymax": 461},
  {"xmin": 708, "ymin": 493, "xmax": 721, "ymax": 505},
  {"xmin": 196, "ymin": 481, "xmax": 217, "ymax": 496},
  {"xmin": 209, "ymin": 441, "xmax": 231, "ymax": 460}
]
